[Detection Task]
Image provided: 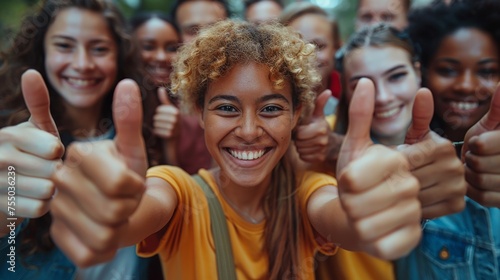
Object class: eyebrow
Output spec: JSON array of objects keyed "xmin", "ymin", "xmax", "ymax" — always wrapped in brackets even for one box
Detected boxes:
[
  {"xmin": 436, "ymin": 57, "xmax": 498, "ymax": 65},
  {"xmin": 208, "ymin": 93, "xmax": 290, "ymax": 105},
  {"xmin": 50, "ymin": 35, "xmax": 112, "ymax": 44},
  {"xmin": 349, "ymin": 64, "xmax": 406, "ymax": 82}
]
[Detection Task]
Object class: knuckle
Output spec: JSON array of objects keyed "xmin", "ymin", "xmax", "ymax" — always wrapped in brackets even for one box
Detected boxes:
[
  {"xmin": 103, "ymin": 201, "xmax": 129, "ymax": 223},
  {"xmin": 340, "ymin": 196, "xmax": 357, "ymax": 218},
  {"xmin": 94, "ymin": 226, "xmax": 117, "ymax": 249},
  {"xmin": 449, "ymin": 198, "xmax": 466, "ymax": 213},
  {"xmin": 30, "ymin": 200, "xmax": 51, "ymax": 218},
  {"xmin": 40, "ymin": 180, "xmax": 56, "ymax": 199}
]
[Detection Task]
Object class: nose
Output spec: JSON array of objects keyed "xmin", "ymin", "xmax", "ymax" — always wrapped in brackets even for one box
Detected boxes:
[
  {"xmin": 154, "ymin": 49, "xmax": 167, "ymax": 62},
  {"xmin": 234, "ymin": 112, "xmax": 264, "ymax": 142},
  {"xmin": 72, "ymin": 47, "xmax": 95, "ymax": 71},
  {"xmin": 375, "ymin": 81, "xmax": 395, "ymax": 105},
  {"xmin": 453, "ymin": 70, "xmax": 478, "ymax": 95}
]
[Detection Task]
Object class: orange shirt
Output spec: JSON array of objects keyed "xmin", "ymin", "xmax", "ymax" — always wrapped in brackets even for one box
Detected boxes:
[{"xmin": 138, "ymin": 166, "xmax": 337, "ymax": 279}]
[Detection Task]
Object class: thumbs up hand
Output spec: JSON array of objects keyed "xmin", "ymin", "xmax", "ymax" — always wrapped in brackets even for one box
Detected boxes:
[
  {"xmin": 50, "ymin": 79, "xmax": 147, "ymax": 267},
  {"xmin": 398, "ymin": 89, "xmax": 466, "ymax": 219},
  {"xmin": 0, "ymin": 70, "xmax": 64, "ymax": 220},
  {"xmin": 337, "ymin": 78, "xmax": 422, "ymax": 260},
  {"xmin": 153, "ymin": 87, "xmax": 179, "ymax": 139},
  {"xmin": 461, "ymin": 82, "xmax": 500, "ymax": 207},
  {"xmin": 294, "ymin": 90, "xmax": 332, "ymax": 163}
]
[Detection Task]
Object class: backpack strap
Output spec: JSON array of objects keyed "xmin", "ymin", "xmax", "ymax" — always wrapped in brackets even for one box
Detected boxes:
[{"xmin": 192, "ymin": 174, "xmax": 237, "ymax": 280}]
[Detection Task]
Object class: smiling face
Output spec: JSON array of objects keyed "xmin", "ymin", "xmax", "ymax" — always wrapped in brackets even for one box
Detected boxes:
[
  {"xmin": 44, "ymin": 7, "xmax": 117, "ymax": 110},
  {"xmin": 199, "ymin": 62, "xmax": 300, "ymax": 188},
  {"xmin": 135, "ymin": 18, "xmax": 180, "ymax": 85},
  {"xmin": 344, "ymin": 46, "xmax": 420, "ymax": 145},
  {"xmin": 289, "ymin": 14, "xmax": 336, "ymax": 91},
  {"xmin": 426, "ymin": 27, "xmax": 499, "ymax": 140}
]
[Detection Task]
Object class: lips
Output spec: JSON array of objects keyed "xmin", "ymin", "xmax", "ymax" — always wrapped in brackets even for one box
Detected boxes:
[
  {"xmin": 449, "ymin": 101, "xmax": 479, "ymax": 111},
  {"xmin": 228, "ymin": 149, "xmax": 266, "ymax": 160},
  {"xmin": 374, "ymin": 107, "xmax": 401, "ymax": 119},
  {"xmin": 65, "ymin": 77, "xmax": 100, "ymax": 87}
]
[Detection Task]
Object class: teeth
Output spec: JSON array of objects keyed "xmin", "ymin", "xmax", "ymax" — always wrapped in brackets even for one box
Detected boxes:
[
  {"xmin": 67, "ymin": 78, "xmax": 97, "ymax": 87},
  {"xmin": 375, "ymin": 107, "xmax": 399, "ymax": 119},
  {"xmin": 229, "ymin": 150, "xmax": 265, "ymax": 161},
  {"xmin": 450, "ymin": 101, "xmax": 478, "ymax": 111}
]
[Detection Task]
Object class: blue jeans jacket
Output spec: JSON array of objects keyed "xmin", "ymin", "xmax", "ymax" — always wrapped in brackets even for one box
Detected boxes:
[
  {"xmin": 0, "ymin": 219, "xmax": 150, "ymax": 280},
  {"xmin": 395, "ymin": 197, "xmax": 500, "ymax": 280}
]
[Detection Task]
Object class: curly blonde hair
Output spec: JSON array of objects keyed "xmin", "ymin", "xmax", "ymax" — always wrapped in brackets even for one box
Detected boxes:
[
  {"xmin": 171, "ymin": 19, "xmax": 321, "ymax": 279},
  {"xmin": 171, "ymin": 19, "xmax": 320, "ymax": 119}
]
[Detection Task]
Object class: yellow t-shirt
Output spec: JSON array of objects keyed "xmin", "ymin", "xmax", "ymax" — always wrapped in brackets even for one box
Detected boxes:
[
  {"xmin": 138, "ymin": 166, "xmax": 337, "ymax": 279},
  {"xmin": 315, "ymin": 249, "xmax": 395, "ymax": 280}
]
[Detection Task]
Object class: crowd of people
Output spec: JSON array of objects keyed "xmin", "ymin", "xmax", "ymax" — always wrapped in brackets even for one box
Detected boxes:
[{"xmin": 0, "ymin": 0, "xmax": 498, "ymax": 279}]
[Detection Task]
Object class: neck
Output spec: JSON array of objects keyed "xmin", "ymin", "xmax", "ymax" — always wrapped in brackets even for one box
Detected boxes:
[
  {"xmin": 442, "ymin": 127, "xmax": 467, "ymax": 143},
  {"xmin": 64, "ymin": 102, "xmax": 106, "ymax": 138},
  {"xmin": 213, "ymin": 168, "xmax": 268, "ymax": 224},
  {"xmin": 374, "ymin": 130, "xmax": 407, "ymax": 147}
]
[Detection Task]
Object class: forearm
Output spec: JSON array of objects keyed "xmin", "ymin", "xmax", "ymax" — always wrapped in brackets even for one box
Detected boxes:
[
  {"xmin": 119, "ymin": 181, "xmax": 177, "ymax": 247},
  {"xmin": 307, "ymin": 186, "xmax": 361, "ymax": 251}
]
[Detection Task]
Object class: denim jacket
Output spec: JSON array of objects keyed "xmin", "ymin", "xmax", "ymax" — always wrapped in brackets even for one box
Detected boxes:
[
  {"xmin": 0, "ymin": 219, "xmax": 149, "ymax": 280},
  {"xmin": 395, "ymin": 197, "xmax": 500, "ymax": 280}
]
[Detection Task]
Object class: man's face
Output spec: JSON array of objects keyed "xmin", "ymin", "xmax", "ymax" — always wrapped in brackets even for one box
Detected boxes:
[
  {"xmin": 356, "ymin": 0, "xmax": 408, "ymax": 31},
  {"xmin": 176, "ymin": 1, "xmax": 227, "ymax": 44}
]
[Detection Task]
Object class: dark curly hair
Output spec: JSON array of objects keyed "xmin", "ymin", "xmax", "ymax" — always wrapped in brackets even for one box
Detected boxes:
[{"xmin": 408, "ymin": 0, "xmax": 500, "ymax": 83}]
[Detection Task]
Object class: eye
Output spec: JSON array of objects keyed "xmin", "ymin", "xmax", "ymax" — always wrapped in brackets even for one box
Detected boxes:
[
  {"xmin": 54, "ymin": 42, "xmax": 73, "ymax": 52},
  {"xmin": 165, "ymin": 44, "xmax": 180, "ymax": 53},
  {"xmin": 360, "ymin": 14, "xmax": 372, "ymax": 22},
  {"xmin": 314, "ymin": 42, "xmax": 327, "ymax": 51},
  {"xmin": 388, "ymin": 72, "xmax": 407, "ymax": 82},
  {"xmin": 478, "ymin": 68, "xmax": 499, "ymax": 79},
  {"xmin": 92, "ymin": 45, "xmax": 111, "ymax": 55},
  {"xmin": 217, "ymin": 104, "xmax": 238, "ymax": 113},
  {"xmin": 142, "ymin": 44, "xmax": 155, "ymax": 51},
  {"xmin": 183, "ymin": 26, "xmax": 200, "ymax": 36},
  {"xmin": 261, "ymin": 105, "xmax": 283, "ymax": 114},
  {"xmin": 435, "ymin": 67, "xmax": 457, "ymax": 77},
  {"xmin": 382, "ymin": 14, "xmax": 395, "ymax": 22}
]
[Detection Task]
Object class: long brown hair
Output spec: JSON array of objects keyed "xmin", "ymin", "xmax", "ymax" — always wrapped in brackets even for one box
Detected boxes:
[
  {"xmin": 171, "ymin": 20, "xmax": 319, "ymax": 278},
  {"xmin": 0, "ymin": 0, "xmax": 163, "ymax": 259}
]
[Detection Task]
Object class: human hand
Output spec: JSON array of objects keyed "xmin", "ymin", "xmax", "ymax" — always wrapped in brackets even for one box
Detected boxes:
[
  {"xmin": 401, "ymin": 88, "xmax": 466, "ymax": 218},
  {"xmin": 336, "ymin": 78, "xmax": 422, "ymax": 260},
  {"xmin": 50, "ymin": 79, "xmax": 147, "ymax": 267},
  {"xmin": 153, "ymin": 87, "xmax": 179, "ymax": 139},
  {"xmin": 0, "ymin": 70, "xmax": 64, "ymax": 219},
  {"xmin": 294, "ymin": 90, "xmax": 331, "ymax": 163},
  {"xmin": 462, "ymin": 82, "xmax": 500, "ymax": 207}
]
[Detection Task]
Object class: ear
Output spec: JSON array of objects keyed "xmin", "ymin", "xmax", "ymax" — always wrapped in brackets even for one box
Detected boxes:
[{"xmin": 292, "ymin": 104, "xmax": 303, "ymax": 129}]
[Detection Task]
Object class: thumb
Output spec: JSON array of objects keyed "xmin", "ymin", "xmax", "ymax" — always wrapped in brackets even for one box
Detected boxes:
[
  {"xmin": 337, "ymin": 78, "xmax": 375, "ymax": 175},
  {"xmin": 157, "ymin": 87, "xmax": 173, "ymax": 106},
  {"xmin": 405, "ymin": 88, "xmax": 434, "ymax": 144},
  {"xmin": 312, "ymin": 90, "xmax": 331, "ymax": 118},
  {"xmin": 113, "ymin": 79, "xmax": 148, "ymax": 176},
  {"xmin": 21, "ymin": 69, "xmax": 59, "ymax": 138},
  {"xmin": 301, "ymin": 90, "xmax": 330, "ymax": 124},
  {"xmin": 462, "ymin": 82, "xmax": 500, "ymax": 157}
]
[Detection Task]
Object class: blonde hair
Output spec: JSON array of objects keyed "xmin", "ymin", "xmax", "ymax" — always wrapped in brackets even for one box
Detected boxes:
[
  {"xmin": 170, "ymin": 19, "xmax": 320, "ymax": 278},
  {"xmin": 171, "ymin": 19, "xmax": 319, "ymax": 118}
]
